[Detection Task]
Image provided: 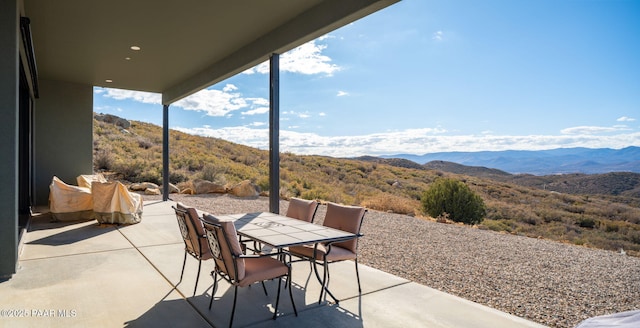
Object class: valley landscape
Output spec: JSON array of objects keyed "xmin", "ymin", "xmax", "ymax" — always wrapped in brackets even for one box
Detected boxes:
[
  {"xmin": 94, "ymin": 114, "xmax": 640, "ymax": 327},
  {"xmin": 94, "ymin": 114, "xmax": 640, "ymax": 257}
]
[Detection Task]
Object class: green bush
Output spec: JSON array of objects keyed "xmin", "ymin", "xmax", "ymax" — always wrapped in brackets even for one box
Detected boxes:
[{"xmin": 421, "ymin": 178, "xmax": 486, "ymax": 225}]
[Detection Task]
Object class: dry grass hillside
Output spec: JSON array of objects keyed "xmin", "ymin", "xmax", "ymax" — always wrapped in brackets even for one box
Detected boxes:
[{"xmin": 93, "ymin": 114, "xmax": 640, "ymax": 256}]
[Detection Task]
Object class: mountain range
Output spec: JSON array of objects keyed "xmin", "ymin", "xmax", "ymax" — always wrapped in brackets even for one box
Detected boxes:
[{"xmin": 382, "ymin": 147, "xmax": 640, "ymax": 175}]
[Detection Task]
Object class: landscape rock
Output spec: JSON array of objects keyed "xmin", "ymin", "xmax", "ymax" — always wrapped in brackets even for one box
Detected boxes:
[
  {"xmin": 129, "ymin": 182, "xmax": 159, "ymax": 191},
  {"xmin": 229, "ymin": 180, "xmax": 259, "ymax": 197},
  {"xmin": 95, "ymin": 113, "xmax": 131, "ymax": 129},
  {"xmin": 144, "ymin": 187, "xmax": 161, "ymax": 195},
  {"xmin": 192, "ymin": 179, "xmax": 226, "ymax": 194},
  {"xmin": 180, "ymin": 188, "xmax": 195, "ymax": 195}
]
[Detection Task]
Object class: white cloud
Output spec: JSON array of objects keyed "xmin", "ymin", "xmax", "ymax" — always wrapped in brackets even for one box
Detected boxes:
[
  {"xmin": 173, "ymin": 85, "xmax": 249, "ymax": 117},
  {"xmin": 241, "ymin": 107, "xmax": 269, "ymax": 115},
  {"xmin": 222, "ymin": 84, "xmax": 238, "ymax": 92},
  {"xmin": 101, "ymin": 88, "xmax": 162, "ymax": 104},
  {"xmin": 99, "ymin": 84, "xmax": 268, "ymax": 118},
  {"xmin": 174, "ymin": 125, "xmax": 640, "ymax": 157},
  {"xmin": 337, "ymin": 91, "xmax": 349, "ymax": 97},
  {"xmin": 244, "ymin": 39, "xmax": 340, "ymax": 76},
  {"xmin": 432, "ymin": 30, "xmax": 443, "ymax": 41},
  {"xmin": 284, "ymin": 111, "xmax": 311, "ymax": 119},
  {"xmin": 617, "ymin": 116, "xmax": 636, "ymax": 122},
  {"xmin": 247, "ymin": 98, "xmax": 269, "ymax": 107},
  {"xmin": 561, "ymin": 125, "xmax": 631, "ymax": 135}
]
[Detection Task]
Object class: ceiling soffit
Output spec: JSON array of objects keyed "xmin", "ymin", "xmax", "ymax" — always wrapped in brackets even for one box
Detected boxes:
[{"xmin": 23, "ymin": 0, "xmax": 400, "ymax": 104}]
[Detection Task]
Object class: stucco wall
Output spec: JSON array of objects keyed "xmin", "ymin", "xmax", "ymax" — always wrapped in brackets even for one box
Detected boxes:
[{"xmin": 34, "ymin": 79, "xmax": 93, "ymax": 205}]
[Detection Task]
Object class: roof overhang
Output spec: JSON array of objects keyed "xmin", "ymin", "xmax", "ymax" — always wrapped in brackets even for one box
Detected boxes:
[{"xmin": 22, "ymin": 0, "xmax": 400, "ymax": 105}]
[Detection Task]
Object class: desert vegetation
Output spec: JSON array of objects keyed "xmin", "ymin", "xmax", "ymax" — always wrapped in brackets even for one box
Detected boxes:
[
  {"xmin": 421, "ymin": 177, "xmax": 486, "ymax": 225},
  {"xmin": 93, "ymin": 114, "xmax": 640, "ymax": 256}
]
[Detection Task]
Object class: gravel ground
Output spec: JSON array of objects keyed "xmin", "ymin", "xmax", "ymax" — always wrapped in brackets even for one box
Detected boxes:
[{"xmin": 148, "ymin": 193, "xmax": 640, "ymax": 328}]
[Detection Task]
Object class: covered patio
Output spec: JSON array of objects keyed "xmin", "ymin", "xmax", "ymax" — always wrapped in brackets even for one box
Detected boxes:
[
  {"xmin": 0, "ymin": 200, "xmax": 547, "ymax": 327},
  {"xmin": 2, "ymin": 0, "xmax": 402, "ymax": 278}
]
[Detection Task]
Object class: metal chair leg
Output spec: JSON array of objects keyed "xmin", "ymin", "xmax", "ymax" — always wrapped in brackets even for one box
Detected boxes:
[
  {"xmin": 318, "ymin": 259, "xmax": 328, "ymax": 304},
  {"xmin": 177, "ymin": 252, "xmax": 187, "ymax": 286},
  {"xmin": 355, "ymin": 258, "xmax": 362, "ymax": 293},
  {"xmin": 287, "ymin": 266, "xmax": 298, "ymax": 317},
  {"xmin": 319, "ymin": 258, "xmax": 339, "ymax": 304},
  {"xmin": 193, "ymin": 258, "xmax": 202, "ymax": 297},
  {"xmin": 209, "ymin": 271, "xmax": 218, "ymax": 310},
  {"xmin": 261, "ymin": 281, "xmax": 268, "ymax": 295},
  {"xmin": 273, "ymin": 277, "xmax": 282, "ymax": 320},
  {"xmin": 229, "ymin": 286, "xmax": 238, "ymax": 328}
]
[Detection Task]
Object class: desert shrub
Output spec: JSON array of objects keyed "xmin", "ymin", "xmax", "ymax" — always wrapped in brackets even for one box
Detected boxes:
[
  {"xmin": 113, "ymin": 159, "xmax": 144, "ymax": 182},
  {"xmin": 169, "ymin": 170, "xmax": 189, "ymax": 184},
  {"xmin": 536, "ymin": 209, "xmax": 564, "ymax": 223},
  {"xmin": 136, "ymin": 136, "xmax": 154, "ymax": 149},
  {"xmin": 94, "ymin": 149, "xmax": 114, "ymax": 170},
  {"xmin": 576, "ymin": 217, "xmax": 597, "ymax": 229},
  {"xmin": 301, "ymin": 189, "xmax": 329, "ymax": 201},
  {"xmin": 256, "ymin": 176, "xmax": 270, "ymax": 193},
  {"xmin": 421, "ymin": 178, "xmax": 486, "ymax": 225},
  {"xmin": 361, "ymin": 193, "xmax": 419, "ymax": 215},
  {"xmin": 136, "ymin": 168, "xmax": 162, "ymax": 185},
  {"xmin": 199, "ymin": 164, "xmax": 226, "ymax": 184},
  {"xmin": 604, "ymin": 221, "xmax": 621, "ymax": 232}
]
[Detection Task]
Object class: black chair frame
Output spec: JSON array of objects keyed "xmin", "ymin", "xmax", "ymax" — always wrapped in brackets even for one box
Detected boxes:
[
  {"xmin": 173, "ymin": 205, "xmax": 208, "ymax": 297},
  {"xmin": 201, "ymin": 219, "xmax": 297, "ymax": 328}
]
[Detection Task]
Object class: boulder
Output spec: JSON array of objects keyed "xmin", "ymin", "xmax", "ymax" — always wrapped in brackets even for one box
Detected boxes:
[
  {"xmin": 229, "ymin": 180, "xmax": 259, "ymax": 198},
  {"xmin": 180, "ymin": 188, "xmax": 195, "ymax": 195},
  {"xmin": 129, "ymin": 182, "xmax": 159, "ymax": 191},
  {"xmin": 95, "ymin": 113, "xmax": 131, "ymax": 129},
  {"xmin": 192, "ymin": 179, "xmax": 226, "ymax": 194},
  {"xmin": 145, "ymin": 187, "xmax": 161, "ymax": 195},
  {"xmin": 168, "ymin": 183, "xmax": 180, "ymax": 194}
]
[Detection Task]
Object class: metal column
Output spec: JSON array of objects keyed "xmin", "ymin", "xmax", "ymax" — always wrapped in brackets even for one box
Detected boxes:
[
  {"xmin": 162, "ymin": 104, "xmax": 170, "ymax": 201},
  {"xmin": 269, "ymin": 54, "xmax": 280, "ymax": 213}
]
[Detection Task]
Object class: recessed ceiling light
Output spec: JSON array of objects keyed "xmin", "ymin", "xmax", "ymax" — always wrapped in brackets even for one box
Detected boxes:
[
  {"xmin": 105, "ymin": 79, "xmax": 113, "ymax": 83},
  {"xmin": 130, "ymin": 45, "xmax": 141, "ymax": 51},
  {"xmin": 125, "ymin": 57, "xmax": 131, "ymax": 60}
]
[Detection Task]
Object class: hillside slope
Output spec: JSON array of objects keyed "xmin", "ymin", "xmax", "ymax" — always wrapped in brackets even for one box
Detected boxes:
[
  {"xmin": 94, "ymin": 114, "xmax": 640, "ymax": 255},
  {"xmin": 418, "ymin": 160, "xmax": 640, "ymax": 199}
]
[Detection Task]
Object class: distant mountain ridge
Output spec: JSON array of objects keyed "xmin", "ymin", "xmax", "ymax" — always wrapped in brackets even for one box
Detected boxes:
[{"xmin": 382, "ymin": 147, "xmax": 640, "ymax": 175}]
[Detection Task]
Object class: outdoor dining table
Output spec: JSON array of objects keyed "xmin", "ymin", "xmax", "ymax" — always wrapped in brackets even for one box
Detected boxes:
[{"xmin": 207, "ymin": 211, "xmax": 359, "ymax": 303}]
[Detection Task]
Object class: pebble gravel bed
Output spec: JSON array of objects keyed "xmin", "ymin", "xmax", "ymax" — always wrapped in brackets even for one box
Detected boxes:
[{"xmin": 149, "ymin": 194, "xmax": 640, "ymax": 328}]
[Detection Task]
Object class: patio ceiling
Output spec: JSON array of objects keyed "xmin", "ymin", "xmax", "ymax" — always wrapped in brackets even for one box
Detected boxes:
[{"xmin": 22, "ymin": 0, "xmax": 400, "ymax": 104}]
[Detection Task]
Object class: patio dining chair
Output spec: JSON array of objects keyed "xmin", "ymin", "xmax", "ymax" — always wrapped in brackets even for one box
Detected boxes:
[
  {"xmin": 201, "ymin": 214, "xmax": 297, "ymax": 328},
  {"xmin": 172, "ymin": 203, "xmax": 212, "ymax": 297},
  {"xmin": 285, "ymin": 198, "xmax": 319, "ymax": 223},
  {"xmin": 288, "ymin": 202, "xmax": 366, "ymax": 304}
]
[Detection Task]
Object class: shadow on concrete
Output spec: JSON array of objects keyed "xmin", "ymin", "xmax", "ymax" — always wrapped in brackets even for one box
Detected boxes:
[
  {"xmin": 26, "ymin": 221, "xmax": 115, "ymax": 246},
  {"xmin": 124, "ymin": 277, "xmax": 364, "ymax": 328}
]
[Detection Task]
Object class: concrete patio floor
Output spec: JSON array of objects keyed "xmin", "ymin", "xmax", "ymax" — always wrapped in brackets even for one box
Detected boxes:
[{"xmin": 1, "ymin": 200, "xmax": 548, "ymax": 327}]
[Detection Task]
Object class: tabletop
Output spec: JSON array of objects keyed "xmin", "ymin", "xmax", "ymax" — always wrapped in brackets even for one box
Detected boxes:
[{"xmin": 208, "ymin": 212, "xmax": 357, "ymax": 249}]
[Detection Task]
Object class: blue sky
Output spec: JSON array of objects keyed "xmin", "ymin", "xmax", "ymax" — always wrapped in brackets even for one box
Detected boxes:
[{"xmin": 94, "ymin": 0, "xmax": 640, "ymax": 157}]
